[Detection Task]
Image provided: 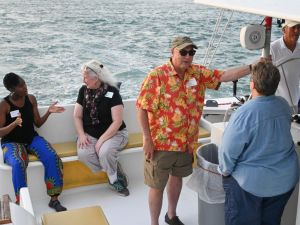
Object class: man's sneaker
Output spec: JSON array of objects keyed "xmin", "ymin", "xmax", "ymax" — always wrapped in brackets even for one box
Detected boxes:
[
  {"xmin": 109, "ymin": 180, "xmax": 130, "ymax": 197},
  {"xmin": 165, "ymin": 213, "xmax": 184, "ymax": 225},
  {"xmin": 117, "ymin": 162, "xmax": 128, "ymax": 187},
  {"xmin": 48, "ymin": 199, "xmax": 67, "ymax": 212}
]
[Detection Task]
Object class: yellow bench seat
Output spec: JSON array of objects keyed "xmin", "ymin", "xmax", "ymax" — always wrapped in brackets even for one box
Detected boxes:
[
  {"xmin": 27, "ymin": 132, "xmax": 144, "ymax": 189},
  {"xmin": 198, "ymin": 126, "xmax": 210, "ymax": 139},
  {"xmin": 42, "ymin": 206, "xmax": 109, "ymax": 225},
  {"xmin": 28, "ymin": 128, "xmax": 210, "ymax": 162},
  {"xmin": 28, "ymin": 132, "xmax": 143, "ymax": 162},
  {"xmin": 27, "ymin": 128, "xmax": 209, "ymax": 189}
]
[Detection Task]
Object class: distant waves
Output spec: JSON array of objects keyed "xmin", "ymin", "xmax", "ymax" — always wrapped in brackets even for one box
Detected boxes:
[{"xmin": 0, "ymin": 0, "xmax": 282, "ymax": 105}]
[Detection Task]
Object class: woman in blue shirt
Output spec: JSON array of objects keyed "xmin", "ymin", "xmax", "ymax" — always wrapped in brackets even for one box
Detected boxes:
[{"xmin": 219, "ymin": 62, "xmax": 299, "ymax": 225}]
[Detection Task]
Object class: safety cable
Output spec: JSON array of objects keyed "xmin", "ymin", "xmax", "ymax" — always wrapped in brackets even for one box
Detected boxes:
[
  {"xmin": 203, "ymin": 9, "xmax": 234, "ymax": 68},
  {"xmin": 276, "ymin": 57, "xmax": 300, "ymax": 114}
]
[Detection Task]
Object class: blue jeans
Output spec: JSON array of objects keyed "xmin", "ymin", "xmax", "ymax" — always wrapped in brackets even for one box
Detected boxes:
[{"xmin": 222, "ymin": 176, "xmax": 294, "ymax": 225}]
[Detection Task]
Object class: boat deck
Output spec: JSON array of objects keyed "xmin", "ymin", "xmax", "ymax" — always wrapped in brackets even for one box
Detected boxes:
[
  {"xmin": 30, "ymin": 150, "xmax": 199, "ymax": 225},
  {"xmin": 33, "ymin": 176, "xmax": 198, "ymax": 225}
]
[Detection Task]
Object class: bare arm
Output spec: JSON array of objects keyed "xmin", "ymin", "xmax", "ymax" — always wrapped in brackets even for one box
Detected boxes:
[
  {"xmin": 220, "ymin": 56, "xmax": 272, "ymax": 82},
  {"xmin": 30, "ymin": 95, "xmax": 65, "ymax": 128},
  {"xmin": 73, "ymin": 103, "xmax": 89, "ymax": 147},
  {"xmin": 137, "ymin": 108, "xmax": 152, "ymax": 139},
  {"xmin": 220, "ymin": 64, "xmax": 251, "ymax": 82},
  {"xmin": 73, "ymin": 103, "xmax": 85, "ymax": 137},
  {"xmin": 0, "ymin": 101, "xmax": 22, "ymax": 137},
  {"xmin": 137, "ymin": 108, "xmax": 155, "ymax": 160}
]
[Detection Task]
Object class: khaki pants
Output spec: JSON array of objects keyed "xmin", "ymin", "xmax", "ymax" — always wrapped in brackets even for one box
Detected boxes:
[
  {"xmin": 77, "ymin": 129, "xmax": 128, "ymax": 177},
  {"xmin": 144, "ymin": 150, "xmax": 193, "ymax": 189}
]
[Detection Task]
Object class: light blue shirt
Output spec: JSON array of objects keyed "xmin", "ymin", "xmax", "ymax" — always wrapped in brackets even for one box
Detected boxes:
[{"xmin": 219, "ymin": 95, "xmax": 299, "ymax": 197}]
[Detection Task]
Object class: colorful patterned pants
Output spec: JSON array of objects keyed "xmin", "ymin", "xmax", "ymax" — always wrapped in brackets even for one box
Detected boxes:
[{"xmin": 2, "ymin": 136, "xmax": 63, "ymax": 202}]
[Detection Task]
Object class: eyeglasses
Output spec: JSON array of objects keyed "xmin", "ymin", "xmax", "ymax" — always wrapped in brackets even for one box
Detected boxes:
[{"xmin": 179, "ymin": 49, "xmax": 196, "ymax": 56}]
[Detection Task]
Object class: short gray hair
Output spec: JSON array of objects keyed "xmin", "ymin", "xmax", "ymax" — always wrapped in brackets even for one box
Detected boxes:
[{"xmin": 251, "ymin": 62, "xmax": 280, "ymax": 96}]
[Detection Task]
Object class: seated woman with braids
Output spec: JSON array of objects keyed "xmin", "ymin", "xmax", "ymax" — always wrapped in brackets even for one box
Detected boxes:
[{"xmin": 0, "ymin": 72, "xmax": 67, "ymax": 212}]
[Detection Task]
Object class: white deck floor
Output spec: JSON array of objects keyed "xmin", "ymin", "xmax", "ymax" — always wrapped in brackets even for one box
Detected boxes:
[
  {"xmin": 32, "ymin": 176, "xmax": 198, "ymax": 225},
  {"xmin": 30, "ymin": 150, "xmax": 199, "ymax": 225}
]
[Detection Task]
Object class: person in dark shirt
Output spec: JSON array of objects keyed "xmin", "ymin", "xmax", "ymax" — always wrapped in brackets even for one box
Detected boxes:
[
  {"xmin": 74, "ymin": 60, "xmax": 129, "ymax": 196},
  {"xmin": 0, "ymin": 72, "xmax": 67, "ymax": 212}
]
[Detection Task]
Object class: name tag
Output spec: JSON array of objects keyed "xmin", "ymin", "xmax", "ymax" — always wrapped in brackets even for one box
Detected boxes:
[
  {"xmin": 105, "ymin": 92, "xmax": 114, "ymax": 98},
  {"xmin": 10, "ymin": 110, "xmax": 20, "ymax": 118},
  {"xmin": 186, "ymin": 78, "xmax": 197, "ymax": 88}
]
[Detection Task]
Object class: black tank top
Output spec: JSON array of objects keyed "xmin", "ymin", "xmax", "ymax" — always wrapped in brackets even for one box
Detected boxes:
[{"xmin": 1, "ymin": 95, "xmax": 38, "ymax": 144}]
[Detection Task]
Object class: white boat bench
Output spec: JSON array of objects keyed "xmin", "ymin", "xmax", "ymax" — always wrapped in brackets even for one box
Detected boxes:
[
  {"xmin": 0, "ymin": 99, "xmax": 144, "ymax": 190},
  {"xmin": 0, "ymin": 99, "xmax": 210, "ymax": 192},
  {"xmin": 9, "ymin": 187, "xmax": 110, "ymax": 225}
]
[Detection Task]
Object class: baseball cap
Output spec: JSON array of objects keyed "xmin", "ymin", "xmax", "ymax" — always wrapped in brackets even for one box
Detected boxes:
[
  {"xmin": 171, "ymin": 36, "xmax": 198, "ymax": 50},
  {"xmin": 282, "ymin": 20, "xmax": 300, "ymax": 28}
]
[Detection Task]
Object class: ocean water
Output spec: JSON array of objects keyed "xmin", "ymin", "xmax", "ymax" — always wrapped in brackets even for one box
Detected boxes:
[{"xmin": 0, "ymin": 0, "xmax": 282, "ymax": 106}]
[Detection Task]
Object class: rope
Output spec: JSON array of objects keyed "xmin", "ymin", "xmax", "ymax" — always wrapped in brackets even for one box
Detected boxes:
[
  {"xmin": 203, "ymin": 9, "xmax": 234, "ymax": 68},
  {"xmin": 276, "ymin": 57, "xmax": 300, "ymax": 114},
  {"xmin": 198, "ymin": 163, "xmax": 221, "ymax": 176}
]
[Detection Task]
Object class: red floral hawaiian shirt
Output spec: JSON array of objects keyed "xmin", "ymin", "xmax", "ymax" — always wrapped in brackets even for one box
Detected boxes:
[{"xmin": 136, "ymin": 60, "xmax": 222, "ymax": 153}]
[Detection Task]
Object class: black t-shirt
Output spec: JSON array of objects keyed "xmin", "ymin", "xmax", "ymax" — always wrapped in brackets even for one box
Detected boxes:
[
  {"xmin": 1, "ymin": 95, "xmax": 38, "ymax": 144},
  {"xmin": 76, "ymin": 85, "xmax": 126, "ymax": 139}
]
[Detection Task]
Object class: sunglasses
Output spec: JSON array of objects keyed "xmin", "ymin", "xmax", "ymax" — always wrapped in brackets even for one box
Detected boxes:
[{"xmin": 179, "ymin": 49, "xmax": 196, "ymax": 56}]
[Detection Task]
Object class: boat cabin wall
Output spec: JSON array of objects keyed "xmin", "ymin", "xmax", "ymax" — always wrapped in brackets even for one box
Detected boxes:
[
  {"xmin": 35, "ymin": 99, "xmax": 141, "ymax": 143},
  {"xmin": 0, "ymin": 99, "xmax": 141, "ymax": 201}
]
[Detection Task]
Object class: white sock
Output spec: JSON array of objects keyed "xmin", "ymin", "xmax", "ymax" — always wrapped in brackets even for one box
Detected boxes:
[{"xmin": 108, "ymin": 172, "xmax": 117, "ymax": 184}]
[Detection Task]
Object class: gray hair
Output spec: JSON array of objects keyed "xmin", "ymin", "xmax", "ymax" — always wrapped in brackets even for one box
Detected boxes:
[
  {"xmin": 251, "ymin": 62, "xmax": 280, "ymax": 96},
  {"xmin": 82, "ymin": 60, "xmax": 118, "ymax": 88}
]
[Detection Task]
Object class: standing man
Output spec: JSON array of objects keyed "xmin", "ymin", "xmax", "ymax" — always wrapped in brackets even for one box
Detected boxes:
[
  {"xmin": 136, "ymin": 36, "xmax": 252, "ymax": 225},
  {"xmin": 271, "ymin": 20, "xmax": 300, "ymax": 113},
  {"xmin": 218, "ymin": 62, "xmax": 299, "ymax": 225}
]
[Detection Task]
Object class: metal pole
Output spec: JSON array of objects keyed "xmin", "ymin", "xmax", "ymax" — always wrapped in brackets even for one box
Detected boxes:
[{"xmin": 262, "ymin": 17, "xmax": 272, "ymax": 57}]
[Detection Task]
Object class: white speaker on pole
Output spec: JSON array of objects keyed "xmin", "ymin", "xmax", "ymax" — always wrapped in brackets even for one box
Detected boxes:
[{"xmin": 240, "ymin": 24, "xmax": 266, "ymax": 50}]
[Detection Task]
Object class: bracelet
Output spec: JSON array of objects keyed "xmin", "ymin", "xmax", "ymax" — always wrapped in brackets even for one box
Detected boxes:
[{"xmin": 249, "ymin": 64, "xmax": 252, "ymax": 72}]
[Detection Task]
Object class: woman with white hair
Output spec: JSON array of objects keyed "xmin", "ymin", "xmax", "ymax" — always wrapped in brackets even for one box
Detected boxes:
[{"xmin": 73, "ymin": 60, "xmax": 129, "ymax": 196}]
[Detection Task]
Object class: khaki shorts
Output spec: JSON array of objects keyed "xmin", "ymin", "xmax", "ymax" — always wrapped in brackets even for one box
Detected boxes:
[{"xmin": 144, "ymin": 150, "xmax": 193, "ymax": 190}]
